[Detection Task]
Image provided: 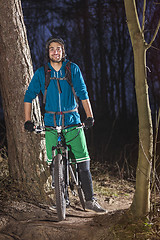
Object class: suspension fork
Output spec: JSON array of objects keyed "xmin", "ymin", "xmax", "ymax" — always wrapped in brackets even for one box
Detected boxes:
[
  {"xmin": 50, "ymin": 146, "xmax": 57, "ymax": 183},
  {"xmin": 51, "ymin": 132, "xmax": 69, "ymax": 187},
  {"xmin": 63, "ymin": 145, "xmax": 69, "ymax": 186}
]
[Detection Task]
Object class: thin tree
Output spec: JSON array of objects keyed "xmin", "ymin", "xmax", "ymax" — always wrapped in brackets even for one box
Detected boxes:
[
  {"xmin": 124, "ymin": 0, "xmax": 160, "ymax": 216},
  {"xmin": 0, "ymin": 0, "xmax": 50, "ymax": 203}
]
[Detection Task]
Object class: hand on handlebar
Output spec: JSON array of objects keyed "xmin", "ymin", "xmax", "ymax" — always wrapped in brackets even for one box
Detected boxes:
[
  {"xmin": 24, "ymin": 119, "xmax": 94, "ymax": 133},
  {"xmin": 83, "ymin": 117, "xmax": 94, "ymax": 129},
  {"xmin": 24, "ymin": 120, "xmax": 34, "ymax": 132}
]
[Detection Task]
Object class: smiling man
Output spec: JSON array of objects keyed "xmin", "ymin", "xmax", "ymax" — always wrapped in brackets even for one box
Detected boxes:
[
  {"xmin": 49, "ymin": 42, "xmax": 63, "ymax": 63},
  {"xmin": 24, "ymin": 36, "xmax": 107, "ymax": 213}
]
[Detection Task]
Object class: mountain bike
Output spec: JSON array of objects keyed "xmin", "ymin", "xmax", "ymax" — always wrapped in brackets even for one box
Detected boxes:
[{"xmin": 34, "ymin": 123, "xmax": 86, "ymax": 221}]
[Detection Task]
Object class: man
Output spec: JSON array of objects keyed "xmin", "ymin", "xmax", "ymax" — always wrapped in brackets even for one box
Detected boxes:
[{"xmin": 24, "ymin": 36, "xmax": 107, "ymax": 213}]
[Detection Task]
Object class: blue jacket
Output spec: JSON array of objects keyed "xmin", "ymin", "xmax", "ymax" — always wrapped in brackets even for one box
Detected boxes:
[{"xmin": 24, "ymin": 60, "xmax": 89, "ymax": 126}]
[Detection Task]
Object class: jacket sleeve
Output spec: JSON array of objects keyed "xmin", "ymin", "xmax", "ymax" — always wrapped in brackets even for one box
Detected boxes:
[
  {"xmin": 71, "ymin": 63, "xmax": 89, "ymax": 100},
  {"xmin": 24, "ymin": 68, "xmax": 43, "ymax": 103}
]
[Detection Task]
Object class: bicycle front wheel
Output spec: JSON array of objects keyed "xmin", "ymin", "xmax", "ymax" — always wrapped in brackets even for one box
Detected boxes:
[{"xmin": 54, "ymin": 154, "xmax": 66, "ymax": 221}]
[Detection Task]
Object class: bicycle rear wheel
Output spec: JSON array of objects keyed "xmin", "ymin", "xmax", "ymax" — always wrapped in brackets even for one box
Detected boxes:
[
  {"xmin": 77, "ymin": 184, "xmax": 85, "ymax": 210},
  {"xmin": 54, "ymin": 154, "xmax": 66, "ymax": 221}
]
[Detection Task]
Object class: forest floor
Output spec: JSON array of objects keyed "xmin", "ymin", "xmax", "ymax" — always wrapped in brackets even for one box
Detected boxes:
[{"xmin": 0, "ymin": 158, "xmax": 160, "ymax": 240}]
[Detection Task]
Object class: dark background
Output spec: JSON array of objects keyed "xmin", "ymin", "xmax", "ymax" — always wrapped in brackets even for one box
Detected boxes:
[{"xmin": 0, "ymin": 0, "xmax": 160, "ymax": 178}]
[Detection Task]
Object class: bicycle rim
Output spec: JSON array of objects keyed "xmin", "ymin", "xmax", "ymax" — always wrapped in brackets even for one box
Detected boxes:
[
  {"xmin": 77, "ymin": 185, "xmax": 85, "ymax": 210},
  {"xmin": 54, "ymin": 154, "xmax": 66, "ymax": 221}
]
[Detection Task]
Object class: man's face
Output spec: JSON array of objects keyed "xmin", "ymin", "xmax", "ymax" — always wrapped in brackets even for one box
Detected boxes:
[{"xmin": 49, "ymin": 42, "xmax": 63, "ymax": 63}]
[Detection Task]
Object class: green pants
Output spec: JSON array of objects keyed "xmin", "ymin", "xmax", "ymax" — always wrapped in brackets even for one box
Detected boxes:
[{"xmin": 45, "ymin": 127, "xmax": 90, "ymax": 165}]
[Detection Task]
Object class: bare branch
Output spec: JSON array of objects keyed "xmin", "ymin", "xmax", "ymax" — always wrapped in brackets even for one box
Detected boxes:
[
  {"xmin": 146, "ymin": 19, "xmax": 160, "ymax": 49},
  {"xmin": 124, "ymin": 0, "xmax": 142, "ymax": 43},
  {"xmin": 151, "ymin": 45, "xmax": 160, "ymax": 51},
  {"xmin": 142, "ymin": 0, "xmax": 146, "ymax": 33}
]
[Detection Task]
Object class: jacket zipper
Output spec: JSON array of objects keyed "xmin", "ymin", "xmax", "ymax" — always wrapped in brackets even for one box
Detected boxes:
[{"xmin": 57, "ymin": 71, "xmax": 62, "ymax": 126}]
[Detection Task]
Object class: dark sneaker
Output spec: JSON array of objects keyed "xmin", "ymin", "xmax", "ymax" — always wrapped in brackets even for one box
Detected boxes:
[{"xmin": 85, "ymin": 199, "xmax": 108, "ymax": 213}]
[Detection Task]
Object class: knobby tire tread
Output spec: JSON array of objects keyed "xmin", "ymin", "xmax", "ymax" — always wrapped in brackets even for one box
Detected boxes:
[{"xmin": 54, "ymin": 154, "xmax": 66, "ymax": 221}]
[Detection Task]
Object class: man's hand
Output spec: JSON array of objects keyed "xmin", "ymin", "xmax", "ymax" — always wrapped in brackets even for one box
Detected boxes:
[
  {"xmin": 84, "ymin": 117, "xmax": 94, "ymax": 129},
  {"xmin": 24, "ymin": 121, "xmax": 34, "ymax": 132}
]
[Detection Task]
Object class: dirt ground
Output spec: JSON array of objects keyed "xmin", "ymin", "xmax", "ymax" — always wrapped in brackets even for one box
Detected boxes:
[
  {"xmin": 0, "ymin": 202, "xmax": 130, "ymax": 240},
  {"xmin": 1, "ymin": 160, "xmax": 159, "ymax": 240},
  {"xmin": 0, "ymin": 170, "xmax": 135, "ymax": 240}
]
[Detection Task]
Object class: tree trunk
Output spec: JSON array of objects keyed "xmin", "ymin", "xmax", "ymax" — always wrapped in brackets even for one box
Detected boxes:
[
  {"xmin": 124, "ymin": 0, "xmax": 154, "ymax": 216},
  {"xmin": 81, "ymin": 0, "xmax": 93, "ymax": 103},
  {"xmin": 0, "ymin": 0, "xmax": 50, "ymax": 203},
  {"xmin": 132, "ymin": 41, "xmax": 153, "ymax": 216}
]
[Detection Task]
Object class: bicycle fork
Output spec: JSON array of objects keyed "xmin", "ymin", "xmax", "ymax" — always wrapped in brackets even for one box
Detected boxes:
[{"xmin": 51, "ymin": 145, "xmax": 70, "ymax": 198}]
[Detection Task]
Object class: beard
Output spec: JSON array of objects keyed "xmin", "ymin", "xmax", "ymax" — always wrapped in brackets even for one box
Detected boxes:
[{"xmin": 49, "ymin": 57, "xmax": 62, "ymax": 63}]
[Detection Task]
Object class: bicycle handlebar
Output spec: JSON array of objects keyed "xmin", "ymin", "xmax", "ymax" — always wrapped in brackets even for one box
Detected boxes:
[{"xmin": 34, "ymin": 123, "xmax": 84, "ymax": 133}]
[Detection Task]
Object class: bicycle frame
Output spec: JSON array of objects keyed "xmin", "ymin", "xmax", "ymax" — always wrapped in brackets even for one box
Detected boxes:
[
  {"xmin": 35, "ymin": 124, "xmax": 85, "ymax": 221},
  {"xmin": 51, "ymin": 126, "xmax": 69, "ymax": 184}
]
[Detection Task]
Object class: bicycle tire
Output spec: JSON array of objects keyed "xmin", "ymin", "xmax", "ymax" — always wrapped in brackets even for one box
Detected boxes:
[
  {"xmin": 77, "ymin": 185, "xmax": 85, "ymax": 210},
  {"xmin": 54, "ymin": 154, "xmax": 66, "ymax": 221}
]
